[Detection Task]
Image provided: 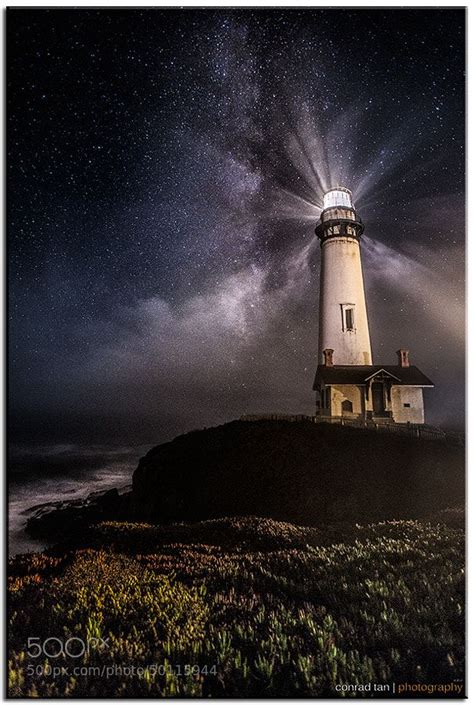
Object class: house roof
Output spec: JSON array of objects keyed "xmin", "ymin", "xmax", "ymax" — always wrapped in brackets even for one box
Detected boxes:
[{"xmin": 313, "ymin": 365, "xmax": 434, "ymax": 390}]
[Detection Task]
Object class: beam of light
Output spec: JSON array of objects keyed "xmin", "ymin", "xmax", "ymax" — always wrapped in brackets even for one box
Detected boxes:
[
  {"xmin": 363, "ymin": 236, "xmax": 464, "ymax": 344},
  {"xmin": 269, "ymin": 188, "xmax": 321, "ymax": 222},
  {"xmin": 266, "ymin": 99, "xmax": 447, "ymax": 222}
]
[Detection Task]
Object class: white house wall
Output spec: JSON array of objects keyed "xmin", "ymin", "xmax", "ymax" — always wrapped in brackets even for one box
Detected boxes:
[
  {"xmin": 320, "ymin": 383, "xmax": 426, "ymax": 424},
  {"xmin": 391, "ymin": 386, "xmax": 425, "ymax": 424},
  {"xmin": 330, "ymin": 385, "xmax": 365, "ymax": 417}
]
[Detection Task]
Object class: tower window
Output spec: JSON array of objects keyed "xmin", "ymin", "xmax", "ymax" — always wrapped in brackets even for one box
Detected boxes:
[
  {"xmin": 403, "ymin": 403, "xmax": 411, "ymax": 408},
  {"xmin": 345, "ymin": 308, "xmax": 354, "ymax": 330},
  {"xmin": 341, "ymin": 304, "xmax": 355, "ymax": 331}
]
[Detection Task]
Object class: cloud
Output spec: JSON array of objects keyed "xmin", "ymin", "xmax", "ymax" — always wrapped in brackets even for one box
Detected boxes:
[{"xmin": 70, "ymin": 239, "xmax": 319, "ymax": 420}]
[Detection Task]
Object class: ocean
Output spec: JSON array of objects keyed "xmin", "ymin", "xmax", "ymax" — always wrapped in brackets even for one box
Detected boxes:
[{"xmin": 8, "ymin": 443, "xmax": 148, "ymax": 556}]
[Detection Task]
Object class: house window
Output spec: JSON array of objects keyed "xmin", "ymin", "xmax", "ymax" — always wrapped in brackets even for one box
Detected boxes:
[
  {"xmin": 403, "ymin": 403, "xmax": 411, "ymax": 408},
  {"xmin": 322, "ymin": 388, "xmax": 330, "ymax": 409},
  {"xmin": 341, "ymin": 399, "xmax": 353, "ymax": 414}
]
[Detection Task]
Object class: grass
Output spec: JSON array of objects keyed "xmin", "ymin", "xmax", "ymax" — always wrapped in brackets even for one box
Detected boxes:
[{"xmin": 8, "ymin": 516, "xmax": 464, "ymax": 697}]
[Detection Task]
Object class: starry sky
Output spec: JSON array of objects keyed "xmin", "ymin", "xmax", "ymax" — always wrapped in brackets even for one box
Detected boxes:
[{"xmin": 8, "ymin": 8, "xmax": 465, "ymax": 445}]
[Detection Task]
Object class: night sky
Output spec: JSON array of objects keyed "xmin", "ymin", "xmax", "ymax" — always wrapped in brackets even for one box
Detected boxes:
[{"xmin": 8, "ymin": 8, "xmax": 465, "ymax": 445}]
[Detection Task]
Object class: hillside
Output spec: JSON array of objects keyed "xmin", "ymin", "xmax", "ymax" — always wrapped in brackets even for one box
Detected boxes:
[
  {"xmin": 8, "ymin": 514, "xmax": 465, "ymax": 697},
  {"xmin": 132, "ymin": 420, "xmax": 464, "ymax": 525}
]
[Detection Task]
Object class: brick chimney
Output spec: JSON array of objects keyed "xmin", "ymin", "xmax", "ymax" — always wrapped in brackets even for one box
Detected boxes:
[
  {"xmin": 397, "ymin": 349, "xmax": 410, "ymax": 367},
  {"xmin": 323, "ymin": 348, "xmax": 334, "ymax": 367}
]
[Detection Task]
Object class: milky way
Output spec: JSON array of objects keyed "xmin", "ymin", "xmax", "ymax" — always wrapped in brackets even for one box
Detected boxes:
[{"xmin": 8, "ymin": 8, "xmax": 465, "ymax": 443}]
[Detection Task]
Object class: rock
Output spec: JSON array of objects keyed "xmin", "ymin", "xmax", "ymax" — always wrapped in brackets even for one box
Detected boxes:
[
  {"xmin": 26, "ymin": 489, "xmax": 132, "ymax": 542},
  {"xmin": 96, "ymin": 487, "xmax": 120, "ymax": 508}
]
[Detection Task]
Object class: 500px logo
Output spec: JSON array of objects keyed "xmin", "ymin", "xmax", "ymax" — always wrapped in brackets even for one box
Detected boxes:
[{"xmin": 26, "ymin": 637, "xmax": 109, "ymax": 659}]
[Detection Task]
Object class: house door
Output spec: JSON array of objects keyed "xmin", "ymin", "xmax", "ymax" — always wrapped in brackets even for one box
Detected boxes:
[{"xmin": 372, "ymin": 383, "xmax": 385, "ymax": 414}]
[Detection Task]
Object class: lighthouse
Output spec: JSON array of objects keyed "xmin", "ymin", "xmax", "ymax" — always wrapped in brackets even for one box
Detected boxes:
[
  {"xmin": 313, "ymin": 186, "xmax": 434, "ymax": 425},
  {"xmin": 316, "ymin": 187, "xmax": 372, "ymax": 366}
]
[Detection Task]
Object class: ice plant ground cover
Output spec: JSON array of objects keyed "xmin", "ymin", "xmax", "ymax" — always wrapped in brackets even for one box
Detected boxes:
[{"xmin": 8, "ymin": 515, "xmax": 464, "ymax": 697}]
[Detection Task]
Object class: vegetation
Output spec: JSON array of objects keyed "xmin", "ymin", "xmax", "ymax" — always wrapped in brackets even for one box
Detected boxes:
[{"xmin": 8, "ymin": 515, "xmax": 464, "ymax": 697}]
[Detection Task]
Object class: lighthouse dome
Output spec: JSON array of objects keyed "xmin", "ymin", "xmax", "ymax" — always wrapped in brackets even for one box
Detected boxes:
[{"xmin": 323, "ymin": 187, "xmax": 353, "ymax": 210}]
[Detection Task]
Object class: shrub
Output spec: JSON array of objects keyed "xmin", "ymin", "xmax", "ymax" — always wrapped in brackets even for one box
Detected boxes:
[{"xmin": 8, "ymin": 517, "xmax": 464, "ymax": 697}]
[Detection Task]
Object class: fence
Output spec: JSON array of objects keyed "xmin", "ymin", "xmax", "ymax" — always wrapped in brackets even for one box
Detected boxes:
[
  {"xmin": 241, "ymin": 414, "xmax": 314, "ymax": 423},
  {"xmin": 239, "ymin": 414, "xmax": 462, "ymax": 445}
]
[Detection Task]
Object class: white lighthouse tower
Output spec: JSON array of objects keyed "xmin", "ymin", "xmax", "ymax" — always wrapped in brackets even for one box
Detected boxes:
[
  {"xmin": 313, "ymin": 186, "xmax": 434, "ymax": 424},
  {"xmin": 316, "ymin": 187, "xmax": 372, "ymax": 366}
]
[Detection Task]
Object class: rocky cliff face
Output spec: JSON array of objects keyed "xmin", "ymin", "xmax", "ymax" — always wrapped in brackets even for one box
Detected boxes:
[{"xmin": 132, "ymin": 420, "xmax": 464, "ymax": 525}]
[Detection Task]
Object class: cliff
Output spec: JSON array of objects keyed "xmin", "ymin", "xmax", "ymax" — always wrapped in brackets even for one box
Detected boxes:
[{"xmin": 132, "ymin": 419, "xmax": 464, "ymax": 525}]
